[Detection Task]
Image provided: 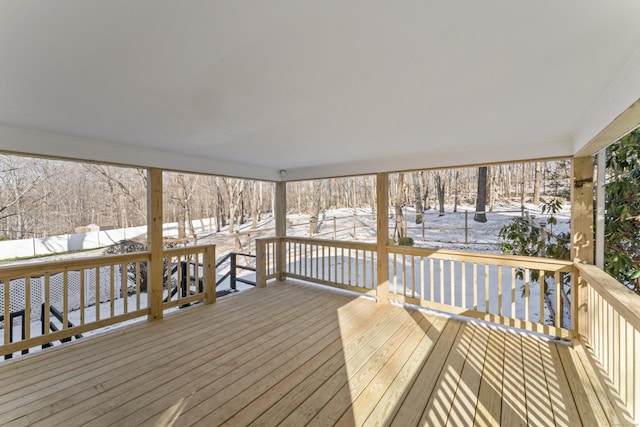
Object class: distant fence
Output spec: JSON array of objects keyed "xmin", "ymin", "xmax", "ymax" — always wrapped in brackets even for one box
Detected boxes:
[{"xmin": 0, "ymin": 218, "xmax": 216, "ymax": 259}]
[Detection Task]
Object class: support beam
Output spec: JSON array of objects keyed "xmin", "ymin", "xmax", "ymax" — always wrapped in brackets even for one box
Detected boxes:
[
  {"xmin": 147, "ymin": 168, "xmax": 164, "ymax": 320},
  {"xmin": 575, "ymin": 98, "xmax": 640, "ymax": 158},
  {"xmin": 595, "ymin": 150, "xmax": 606, "ymax": 269},
  {"xmin": 571, "ymin": 156, "xmax": 594, "ymax": 341},
  {"xmin": 275, "ymin": 181, "xmax": 286, "ymax": 281},
  {"xmin": 376, "ymin": 173, "xmax": 389, "ymax": 303},
  {"xmin": 204, "ymin": 245, "xmax": 216, "ymax": 304}
]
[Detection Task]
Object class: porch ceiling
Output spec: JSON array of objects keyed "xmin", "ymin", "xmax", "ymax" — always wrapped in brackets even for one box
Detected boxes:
[{"xmin": 1, "ymin": 1, "xmax": 640, "ymax": 181}]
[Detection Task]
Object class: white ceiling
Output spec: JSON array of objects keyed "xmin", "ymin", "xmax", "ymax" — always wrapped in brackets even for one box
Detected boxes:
[{"xmin": 1, "ymin": 1, "xmax": 640, "ymax": 181}]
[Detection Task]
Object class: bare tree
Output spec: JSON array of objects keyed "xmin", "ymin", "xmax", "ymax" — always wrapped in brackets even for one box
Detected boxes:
[
  {"xmin": 412, "ymin": 172, "xmax": 424, "ymax": 224},
  {"xmin": 309, "ymin": 180, "xmax": 323, "ymax": 235},
  {"xmin": 532, "ymin": 161, "xmax": 542, "ymax": 205},
  {"xmin": 221, "ymin": 177, "xmax": 245, "ymax": 233},
  {"xmin": 433, "ymin": 172, "xmax": 446, "ymax": 216},
  {"xmin": 474, "ymin": 166, "xmax": 488, "ymax": 222},
  {"xmin": 394, "ymin": 174, "xmax": 407, "ymax": 239}
]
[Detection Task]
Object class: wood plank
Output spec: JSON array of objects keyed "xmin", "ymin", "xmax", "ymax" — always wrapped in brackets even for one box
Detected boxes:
[
  {"xmin": 220, "ymin": 304, "xmax": 390, "ymax": 426},
  {"xmin": 130, "ymin": 295, "xmax": 376, "ymax": 426},
  {"xmin": 500, "ymin": 331, "xmax": 527, "ymax": 426},
  {"xmin": 0, "ymin": 287, "xmax": 337, "ymax": 413},
  {"xmin": 390, "ymin": 320, "xmax": 462, "ymax": 426},
  {"xmin": 574, "ymin": 343, "xmax": 634, "ymax": 425},
  {"xmin": 419, "ymin": 323, "xmax": 477, "ymax": 425},
  {"xmin": 1, "ymin": 287, "xmax": 329, "ymax": 425},
  {"xmin": 46, "ymin": 289, "xmax": 357, "ymax": 426},
  {"xmin": 0, "ymin": 280, "xmax": 631, "ymax": 427},
  {"xmin": 0, "ymin": 284, "xmax": 294, "ymax": 394},
  {"xmin": 445, "ymin": 320, "xmax": 491, "ymax": 426},
  {"xmin": 473, "ymin": 328, "xmax": 505, "ymax": 426},
  {"xmin": 520, "ymin": 333, "xmax": 554, "ymax": 426},
  {"xmin": 556, "ymin": 344, "xmax": 607, "ymax": 426},
  {"xmin": 0, "ymin": 284, "xmax": 290, "ymax": 385},
  {"xmin": 362, "ymin": 314, "xmax": 449, "ymax": 426},
  {"xmin": 324, "ymin": 310, "xmax": 432, "ymax": 426},
  {"xmin": 248, "ymin": 302, "xmax": 406, "ymax": 426},
  {"xmin": 277, "ymin": 308, "xmax": 412, "ymax": 426},
  {"xmin": 540, "ymin": 342, "xmax": 582, "ymax": 426},
  {"xmin": 184, "ymin": 299, "xmax": 384, "ymax": 426}
]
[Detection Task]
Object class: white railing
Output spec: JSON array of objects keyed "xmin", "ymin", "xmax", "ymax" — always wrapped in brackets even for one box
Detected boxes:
[
  {"xmin": 387, "ymin": 246, "xmax": 574, "ymax": 339},
  {"xmin": 577, "ymin": 263, "xmax": 640, "ymax": 422},
  {"xmin": 0, "ymin": 253, "xmax": 149, "ymax": 358},
  {"xmin": 0, "ymin": 244, "xmax": 216, "ymax": 358},
  {"xmin": 257, "ymin": 238, "xmax": 574, "ymax": 338},
  {"xmin": 162, "ymin": 246, "xmax": 215, "ymax": 309}
]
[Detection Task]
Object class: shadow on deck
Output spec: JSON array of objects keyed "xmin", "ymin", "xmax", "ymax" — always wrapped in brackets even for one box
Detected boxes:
[{"xmin": 0, "ymin": 280, "xmax": 631, "ymax": 426}]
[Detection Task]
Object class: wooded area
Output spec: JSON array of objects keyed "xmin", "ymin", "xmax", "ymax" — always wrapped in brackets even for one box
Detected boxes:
[{"xmin": 0, "ymin": 154, "xmax": 571, "ymax": 241}]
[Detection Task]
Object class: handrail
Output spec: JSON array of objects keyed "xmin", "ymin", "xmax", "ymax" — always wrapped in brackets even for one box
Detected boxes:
[
  {"xmin": 215, "ymin": 252, "xmax": 257, "ymax": 289},
  {"xmin": 256, "ymin": 237, "xmax": 574, "ymax": 338},
  {"xmin": 1, "ymin": 244, "xmax": 216, "ymax": 358},
  {"xmin": 389, "ymin": 246, "xmax": 573, "ymax": 271},
  {"xmin": 283, "ymin": 236, "xmax": 376, "ymax": 251},
  {"xmin": 0, "ymin": 252, "xmax": 151, "ymax": 279},
  {"xmin": 387, "ymin": 245, "xmax": 573, "ymax": 338},
  {"xmin": 575, "ymin": 263, "xmax": 640, "ymax": 331},
  {"xmin": 576, "ymin": 263, "xmax": 640, "ymax": 421}
]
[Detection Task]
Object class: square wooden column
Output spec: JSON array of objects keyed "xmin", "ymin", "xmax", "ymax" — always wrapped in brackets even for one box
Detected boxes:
[
  {"xmin": 275, "ymin": 181, "xmax": 286, "ymax": 281},
  {"xmin": 571, "ymin": 156, "xmax": 594, "ymax": 341},
  {"xmin": 147, "ymin": 168, "xmax": 164, "ymax": 320},
  {"xmin": 376, "ymin": 173, "xmax": 389, "ymax": 303}
]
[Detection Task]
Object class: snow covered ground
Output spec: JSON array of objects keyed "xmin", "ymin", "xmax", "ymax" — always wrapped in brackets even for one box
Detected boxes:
[{"xmin": 286, "ymin": 202, "xmax": 571, "ymax": 253}]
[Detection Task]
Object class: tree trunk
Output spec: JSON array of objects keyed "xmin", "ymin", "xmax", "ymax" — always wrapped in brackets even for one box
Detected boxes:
[
  {"xmin": 177, "ymin": 208, "xmax": 186, "ymax": 238},
  {"xmin": 487, "ymin": 166, "xmax": 495, "ymax": 213},
  {"xmin": 412, "ymin": 172, "xmax": 423, "ymax": 224},
  {"xmin": 309, "ymin": 181, "xmax": 322, "ymax": 235},
  {"xmin": 474, "ymin": 166, "xmax": 488, "ymax": 222},
  {"xmin": 453, "ymin": 170, "xmax": 459, "ymax": 213},
  {"xmin": 370, "ymin": 176, "xmax": 377, "ymax": 221},
  {"xmin": 434, "ymin": 173, "xmax": 446, "ymax": 216},
  {"xmin": 421, "ymin": 171, "xmax": 431, "ymax": 210},
  {"xmin": 251, "ymin": 182, "xmax": 259, "ymax": 229},
  {"xmin": 395, "ymin": 174, "xmax": 407, "ymax": 239},
  {"xmin": 532, "ymin": 161, "xmax": 542, "ymax": 205}
]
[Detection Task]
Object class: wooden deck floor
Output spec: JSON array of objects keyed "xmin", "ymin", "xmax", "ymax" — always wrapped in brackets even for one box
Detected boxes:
[{"xmin": 0, "ymin": 280, "xmax": 630, "ymax": 426}]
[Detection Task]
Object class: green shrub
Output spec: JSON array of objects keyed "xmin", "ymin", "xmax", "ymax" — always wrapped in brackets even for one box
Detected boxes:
[{"xmin": 398, "ymin": 237, "xmax": 414, "ymax": 246}]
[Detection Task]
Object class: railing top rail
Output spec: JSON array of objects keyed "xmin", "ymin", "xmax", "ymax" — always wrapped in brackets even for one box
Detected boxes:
[
  {"xmin": 0, "ymin": 251, "xmax": 152, "ymax": 279},
  {"xmin": 255, "ymin": 236, "xmax": 282, "ymax": 243},
  {"xmin": 576, "ymin": 263, "xmax": 640, "ymax": 332},
  {"xmin": 388, "ymin": 245, "xmax": 573, "ymax": 271},
  {"xmin": 281, "ymin": 236, "xmax": 377, "ymax": 251},
  {"xmin": 162, "ymin": 244, "xmax": 215, "ymax": 257}
]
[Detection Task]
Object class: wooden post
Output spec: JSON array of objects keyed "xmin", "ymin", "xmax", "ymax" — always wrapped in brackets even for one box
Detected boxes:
[
  {"xmin": 230, "ymin": 253, "xmax": 237, "ymax": 290},
  {"xmin": 147, "ymin": 168, "xmax": 164, "ymax": 321},
  {"xmin": 275, "ymin": 181, "xmax": 286, "ymax": 281},
  {"xmin": 255, "ymin": 239, "xmax": 266, "ymax": 287},
  {"xmin": 376, "ymin": 173, "xmax": 390, "ymax": 304},
  {"xmin": 204, "ymin": 245, "xmax": 216, "ymax": 304},
  {"xmin": 571, "ymin": 156, "xmax": 595, "ymax": 343}
]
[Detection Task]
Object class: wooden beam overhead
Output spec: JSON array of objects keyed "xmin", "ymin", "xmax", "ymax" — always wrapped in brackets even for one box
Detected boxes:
[{"xmin": 575, "ymin": 98, "xmax": 640, "ymax": 157}]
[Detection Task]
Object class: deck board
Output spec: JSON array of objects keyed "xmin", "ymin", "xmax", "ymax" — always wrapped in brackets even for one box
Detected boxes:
[{"xmin": 0, "ymin": 280, "xmax": 631, "ymax": 426}]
